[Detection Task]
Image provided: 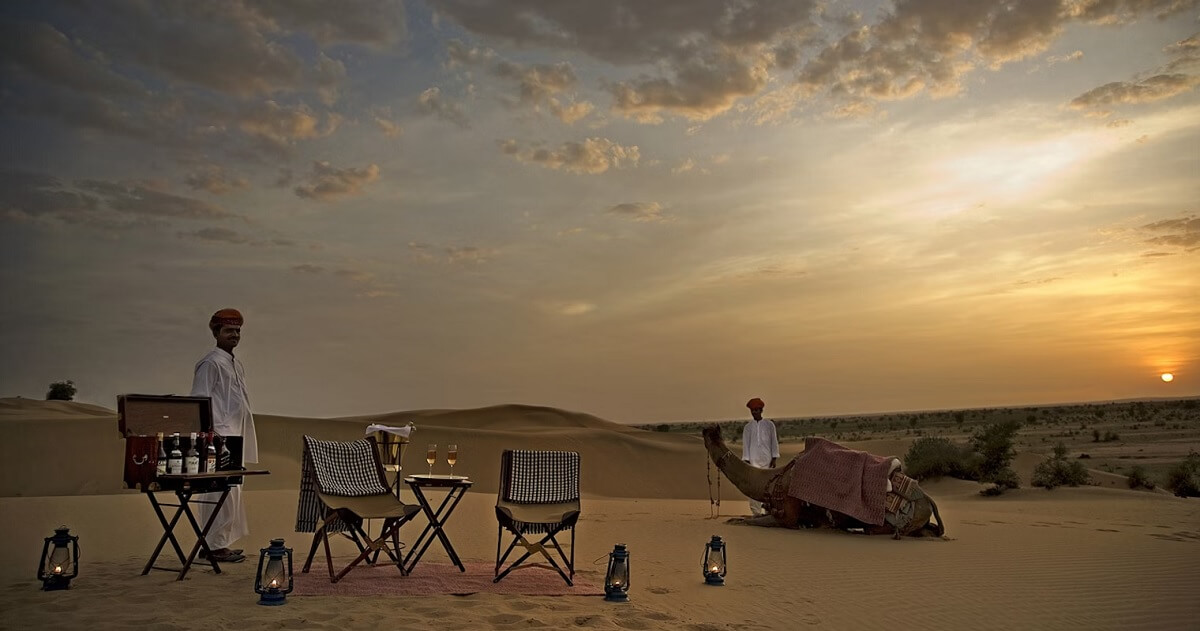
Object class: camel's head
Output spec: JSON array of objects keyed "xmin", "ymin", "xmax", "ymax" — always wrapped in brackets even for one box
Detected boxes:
[{"xmin": 701, "ymin": 424, "xmax": 725, "ymax": 446}]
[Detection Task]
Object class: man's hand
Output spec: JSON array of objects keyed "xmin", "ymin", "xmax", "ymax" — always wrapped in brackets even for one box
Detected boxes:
[{"xmin": 769, "ymin": 458, "xmax": 777, "ymax": 468}]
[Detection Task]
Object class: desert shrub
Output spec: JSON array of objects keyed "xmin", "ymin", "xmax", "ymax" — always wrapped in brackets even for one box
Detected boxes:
[
  {"xmin": 45, "ymin": 380, "xmax": 76, "ymax": 401},
  {"xmin": 653, "ymin": 423, "xmax": 670, "ymax": 432},
  {"xmin": 1165, "ymin": 451, "xmax": 1200, "ymax": 498},
  {"xmin": 970, "ymin": 420, "xmax": 1021, "ymax": 493},
  {"xmin": 904, "ymin": 437, "xmax": 972, "ymax": 480},
  {"xmin": 1126, "ymin": 465, "xmax": 1155, "ymax": 490},
  {"xmin": 1031, "ymin": 442, "xmax": 1091, "ymax": 489}
]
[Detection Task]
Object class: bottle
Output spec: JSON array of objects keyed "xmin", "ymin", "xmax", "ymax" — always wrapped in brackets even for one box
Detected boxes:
[
  {"xmin": 168, "ymin": 433, "xmax": 183, "ymax": 474},
  {"xmin": 185, "ymin": 432, "xmax": 200, "ymax": 474},
  {"xmin": 205, "ymin": 432, "xmax": 217, "ymax": 473},
  {"xmin": 156, "ymin": 432, "xmax": 167, "ymax": 477},
  {"xmin": 218, "ymin": 434, "xmax": 232, "ymax": 470}
]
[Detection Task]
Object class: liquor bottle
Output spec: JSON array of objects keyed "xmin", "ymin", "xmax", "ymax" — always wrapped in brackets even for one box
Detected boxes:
[
  {"xmin": 185, "ymin": 432, "xmax": 200, "ymax": 474},
  {"xmin": 156, "ymin": 432, "xmax": 167, "ymax": 477},
  {"xmin": 205, "ymin": 432, "xmax": 218, "ymax": 473},
  {"xmin": 218, "ymin": 434, "xmax": 232, "ymax": 470},
  {"xmin": 168, "ymin": 433, "xmax": 183, "ymax": 474}
]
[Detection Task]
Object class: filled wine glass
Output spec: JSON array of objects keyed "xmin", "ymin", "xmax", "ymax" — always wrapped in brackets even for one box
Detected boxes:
[
  {"xmin": 426, "ymin": 444, "xmax": 437, "ymax": 475},
  {"xmin": 447, "ymin": 444, "xmax": 458, "ymax": 476}
]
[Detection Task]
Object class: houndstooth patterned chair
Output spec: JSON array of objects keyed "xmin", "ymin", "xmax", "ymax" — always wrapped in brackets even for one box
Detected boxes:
[
  {"xmin": 494, "ymin": 450, "xmax": 581, "ymax": 586},
  {"xmin": 299, "ymin": 435, "xmax": 421, "ymax": 583}
]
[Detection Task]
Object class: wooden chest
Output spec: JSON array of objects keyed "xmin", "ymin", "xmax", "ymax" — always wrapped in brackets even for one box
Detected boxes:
[{"xmin": 117, "ymin": 394, "xmax": 244, "ymax": 491}]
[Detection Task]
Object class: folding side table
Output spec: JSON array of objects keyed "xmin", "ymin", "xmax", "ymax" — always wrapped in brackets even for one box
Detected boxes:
[
  {"xmin": 142, "ymin": 470, "xmax": 270, "ymax": 580},
  {"xmin": 402, "ymin": 475, "xmax": 473, "ymax": 574}
]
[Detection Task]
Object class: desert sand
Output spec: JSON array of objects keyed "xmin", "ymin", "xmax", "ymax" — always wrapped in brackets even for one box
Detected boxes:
[{"xmin": 1, "ymin": 397, "xmax": 1198, "ymax": 630}]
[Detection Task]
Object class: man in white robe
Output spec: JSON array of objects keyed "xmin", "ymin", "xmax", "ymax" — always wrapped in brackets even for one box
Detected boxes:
[
  {"xmin": 741, "ymin": 397, "xmax": 779, "ymax": 517},
  {"xmin": 190, "ymin": 308, "xmax": 259, "ymax": 563}
]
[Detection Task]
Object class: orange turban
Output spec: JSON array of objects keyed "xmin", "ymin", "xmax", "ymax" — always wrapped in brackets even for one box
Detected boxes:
[
  {"xmin": 209, "ymin": 308, "xmax": 244, "ymax": 328},
  {"xmin": 746, "ymin": 397, "xmax": 765, "ymax": 410}
]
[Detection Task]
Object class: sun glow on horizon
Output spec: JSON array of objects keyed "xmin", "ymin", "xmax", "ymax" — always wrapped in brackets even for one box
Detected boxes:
[{"xmin": 1160, "ymin": 373, "xmax": 1174, "ymax": 382}]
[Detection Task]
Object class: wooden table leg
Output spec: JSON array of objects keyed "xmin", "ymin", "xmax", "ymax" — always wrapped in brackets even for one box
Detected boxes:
[{"xmin": 142, "ymin": 491, "xmax": 189, "ymax": 575}]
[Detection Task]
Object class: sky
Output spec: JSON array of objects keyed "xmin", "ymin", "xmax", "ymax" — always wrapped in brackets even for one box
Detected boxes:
[{"xmin": 0, "ymin": 0, "xmax": 1197, "ymax": 424}]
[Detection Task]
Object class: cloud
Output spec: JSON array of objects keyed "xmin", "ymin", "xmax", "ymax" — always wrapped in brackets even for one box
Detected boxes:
[
  {"xmin": 494, "ymin": 60, "xmax": 576, "ymax": 104},
  {"xmin": 607, "ymin": 201, "xmax": 668, "ymax": 222},
  {"xmin": 1069, "ymin": 74, "xmax": 1200, "ymax": 110},
  {"xmin": 499, "ymin": 137, "xmax": 640, "ymax": 174},
  {"xmin": 445, "ymin": 39, "xmax": 497, "ymax": 68},
  {"xmin": 442, "ymin": 41, "xmax": 595, "ymax": 123},
  {"xmin": 75, "ymin": 179, "xmax": 233, "ymax": 220},
  {"xmin": 238, "ymin": 100, "xmax": 340, "ymax": 147},
  {"xmin": 0, "ymin": 20, "xmax": 144, "ymax": 97},
  {"xmin": 291, "ymin": 264, "xmax": 325, "ymax": 274},
  {"xmin": 371, "ymin": 107, "xmax": 403, "ymax": 137},
  {"xmin": 407, "ymin": 242, "xmax": 497, "ymax": 264},
  {"xmin": 609, "ymin": 48, "xmax": 773, "ymax": 122},
  {"xmin": 38, "ymin": 1, "xmax": 404, "ymax": 98},
  {"xmin": 185, "ymin": 166, "xmax": 250, "ymax": 195},
  {"xmin": 293, "ymin": 161, "xmax": 381, "ymax": 201},
  {"xmin": 417, "ymin": 86, "xmax": 470, "ymax": 128},
  {"xmin": 539, "ymin": 300, "xmax": 596, "ymax": 316},
  {"xmin": 430, "ymin": 0, "xmax": 822, "ymax": 121},
  {"xmin": 178, "ymin": 227, "xmax": 249, "ymax": 244},
  {"xmin": 0, "ymin": 171, "xmax": 102, "ymax": 225},
  {"xmin": 1047, "ymin": 50, "xmax": 1084, "ymax": 66},
  {"xmin": 1140, "ymin": 213, "xmax": 1199, "ymax": 250}
]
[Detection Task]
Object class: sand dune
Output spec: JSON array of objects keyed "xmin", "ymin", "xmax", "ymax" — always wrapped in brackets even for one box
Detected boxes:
[{"xmin": 3, "ymin": 397, "xmax": 1198, "ymax": 630}]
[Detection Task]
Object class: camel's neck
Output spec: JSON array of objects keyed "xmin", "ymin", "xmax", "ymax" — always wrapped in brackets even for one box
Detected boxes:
[{"xmin": 703, "ymin": 428, "xmax": 780, "ymax": 502}]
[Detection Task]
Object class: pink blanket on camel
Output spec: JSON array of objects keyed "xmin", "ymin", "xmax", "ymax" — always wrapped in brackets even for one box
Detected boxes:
[{"xmin": 786, "ymin": 437, "xmax": 895, "ymax": 526}]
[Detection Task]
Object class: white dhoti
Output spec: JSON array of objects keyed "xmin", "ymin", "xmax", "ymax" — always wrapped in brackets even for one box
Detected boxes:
[{"xmin": 196, "ymin": 485, "xmax": 249, "ymax": 549}]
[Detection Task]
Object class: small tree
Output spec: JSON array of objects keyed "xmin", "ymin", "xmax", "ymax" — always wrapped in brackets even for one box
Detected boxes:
[
  {"xmin": 904, "ymin": 437, "xmax": 972, "ymax": 480},
  {"xmin": 1165, "ymin": 451, "xmax": 1200, "ymax": 498},
  {"xmin": 970, "ymin": 420, "xmax": 1021, "ymax": 494},
  {"xmin": 1126, "ymin": 465, "xmax": 1155, "ymax": 490},
  {"xmin": 1031, "ymin": 442, "xmax": 1091, "ymax": 489},
  {"xmin": 46, "ymin": 380, "xmax": 77, "ymax": 401}
]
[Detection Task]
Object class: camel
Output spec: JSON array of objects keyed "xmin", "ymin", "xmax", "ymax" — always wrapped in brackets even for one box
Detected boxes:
[{"xmin": 702, "ymin": 425, "xmax": 945, "ymax": 538}]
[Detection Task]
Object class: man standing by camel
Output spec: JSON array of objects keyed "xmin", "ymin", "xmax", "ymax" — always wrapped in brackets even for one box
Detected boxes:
[{"xmin": 741, "ymin": 397, "xmax": 778, "ymax": 517}]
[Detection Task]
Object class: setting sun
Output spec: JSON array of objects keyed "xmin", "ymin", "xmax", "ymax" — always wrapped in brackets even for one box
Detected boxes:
[{"xmin": 1161, "ymin": 373, "xmax": 1174, "ymax": 382}]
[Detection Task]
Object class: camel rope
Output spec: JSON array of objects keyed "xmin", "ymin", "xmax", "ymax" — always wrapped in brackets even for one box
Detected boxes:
[{"xmin": 706, "ymin": 453, "xmax": 721, "ymax": 519}]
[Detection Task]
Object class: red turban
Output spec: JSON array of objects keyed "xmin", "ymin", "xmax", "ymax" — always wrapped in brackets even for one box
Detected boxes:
[
  {"xmin": 746, "ymin": 398, "xmax": 765, "ymax": 410},
  {"xmin": 209, "ymin": 308, "xmax": 244, "ymax": 328}
]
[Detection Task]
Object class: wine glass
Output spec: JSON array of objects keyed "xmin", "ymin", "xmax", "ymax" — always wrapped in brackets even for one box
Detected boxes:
[
  {"xmin": 447, "ymin": 444, "xmax": 458, "ymax": 476},
  {"xmin": 426, "ymin": 444, "xmax": 437, "ymax": 476}
]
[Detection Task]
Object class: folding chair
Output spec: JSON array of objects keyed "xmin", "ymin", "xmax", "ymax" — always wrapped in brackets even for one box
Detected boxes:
[
  {"xmin": 298, "ymin": 435, "xmax": 421, "ymax": 583},
  {"xmin": 494, "ymin": 450, "xmax": 580, "ymax": 586}
]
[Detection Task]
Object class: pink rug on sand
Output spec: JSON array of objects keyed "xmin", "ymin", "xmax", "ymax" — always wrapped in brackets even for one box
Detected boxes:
[{"xmin": 292, "ymin": 561, "xmax": 601, "ymax": 597}]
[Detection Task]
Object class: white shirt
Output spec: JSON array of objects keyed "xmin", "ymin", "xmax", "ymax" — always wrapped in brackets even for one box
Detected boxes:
[
  {"xmin": 191, "ymin": 348, "xmax": 259, "ymax": 463},
  {"xmin": 742, "ymin": 418, "xmax": 779, "ymax": 468}
]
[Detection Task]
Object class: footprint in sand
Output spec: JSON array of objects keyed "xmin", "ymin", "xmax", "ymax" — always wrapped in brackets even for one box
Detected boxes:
[
  {"xmin": 1095, "ymin": 528, "xmax": 1120, "ymax": 532},
  {"xmin": 647, "ymin": 586, "xmax": 672, "ymax": 594},
  {"xmin": 1149, "ymin": 531, "xmax": 1199, "ymax": 542},
  {"xmin": 487, "ymin": 613, "xmax": 526, "ymax": 625}
]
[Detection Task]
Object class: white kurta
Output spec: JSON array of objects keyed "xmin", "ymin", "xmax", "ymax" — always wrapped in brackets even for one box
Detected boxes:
[
  {"xmin": 742, "ymin": 419, "xmax": 779, "ymax": 467},
  {"xmin": 190, "ymin": 348, "xmax": 259, "ymax": 549},
  {"xmin": 742, "ymin": 418, "xmax": 779, "ymax": 517}
]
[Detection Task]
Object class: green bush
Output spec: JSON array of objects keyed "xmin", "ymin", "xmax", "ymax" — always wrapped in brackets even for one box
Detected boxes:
[
  {"xmin": 45, "ymin": 380, "xmax": 77, "ymax": 401},
  {"xmin": 971, "ymin": 421, "xmax": 1021, "ymax": 493},
  {"xmin": 1031, "ymin": 442, "xmax": 1091, "ymax": 489},
  {"xmin": 1126, "ymin": 465, "xmax": 1155, "ymax": 490},
  {"xmin": 903, "ymin": 437, "xmax": 972, "ymax": 480},
  {"xmin": 1165, "ymin": 451, "xmax": 1200, "ymax": 498}
]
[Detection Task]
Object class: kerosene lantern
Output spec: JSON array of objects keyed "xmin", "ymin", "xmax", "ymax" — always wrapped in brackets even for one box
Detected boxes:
[
  {"xmin": 38, "ymin": 526, "xmax": 79, "ymax": 591},
  {"xmin": 254, "ymin": 538, "xmax": 294, "ymax": 605},
  {"xmin": 702, "ymin": 535, "xmax": 727, "ymax": 586},
  {"xmin": 603, "ymin": 543, "xmax": 630, "ymax": 602}
]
